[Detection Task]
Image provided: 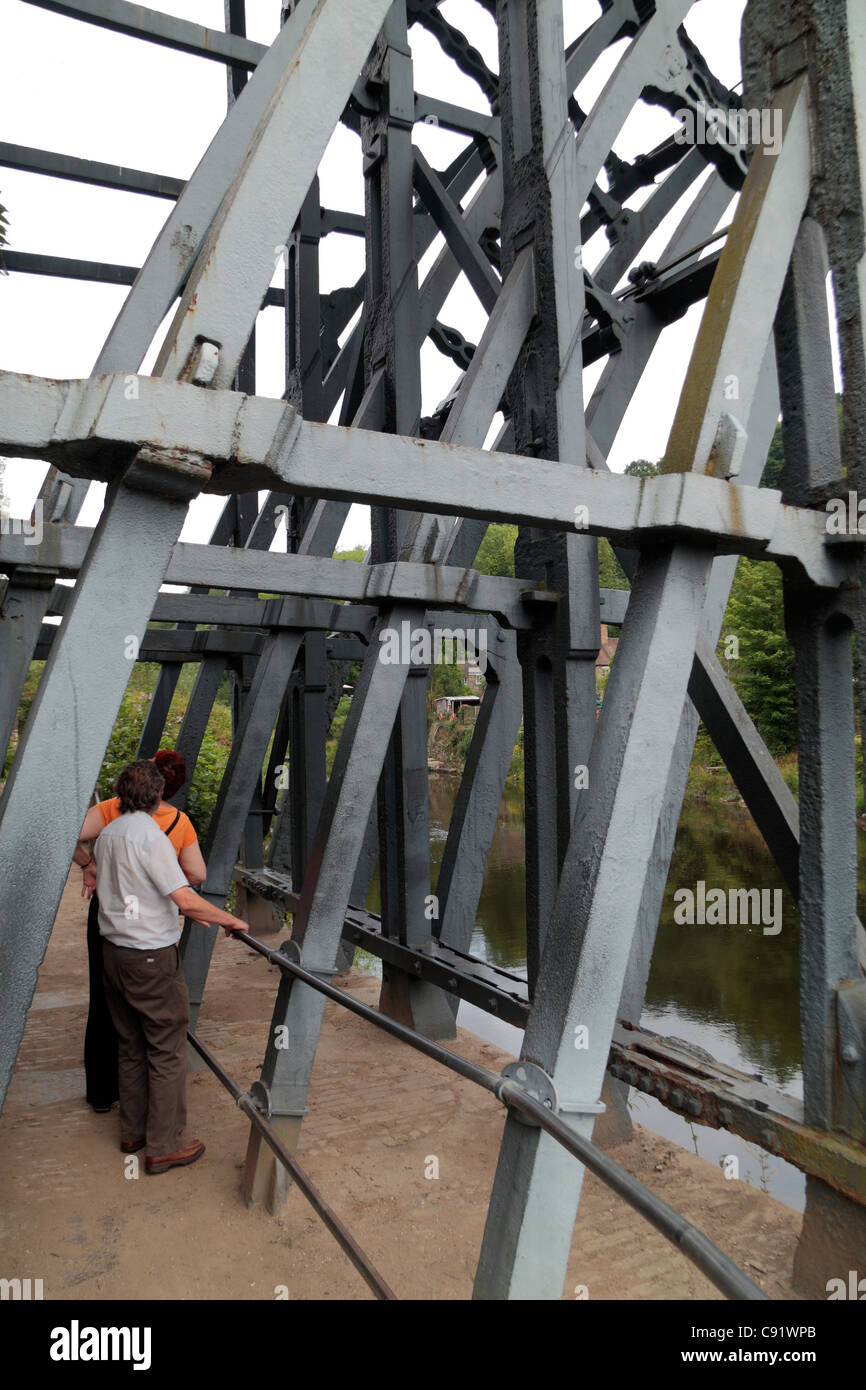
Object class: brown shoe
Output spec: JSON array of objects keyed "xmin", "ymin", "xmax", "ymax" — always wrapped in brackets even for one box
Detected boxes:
[
  {"xmin": 120, "ymin": 1139, "xmax": 146, "ymax": 1154},
  {"xmin": 146, "ymin": 1139, "xmax": 205, "ymax": 1175}
]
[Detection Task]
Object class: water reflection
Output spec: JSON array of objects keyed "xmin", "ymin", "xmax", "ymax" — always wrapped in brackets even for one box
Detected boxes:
[
  {"xmin": 422, "ymin": 777, "xmax": 820, "ymax": 1212},
  {"xmin": 428, "ymin": 780, "xmax": 804, "ymax": 1096},
  {"xmin": 652, "ymin": 803, "xmax": 801, "ymax": 1092}
]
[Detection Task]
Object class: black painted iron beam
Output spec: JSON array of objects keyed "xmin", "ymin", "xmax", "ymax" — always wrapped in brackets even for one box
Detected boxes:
[
  {"xmin": 3, "ymin": 251, "xmax": 285, "ymax": 307},
  {"xmin": 0, "ymin": 142, "xmax": 183, "ymax": 198},
  {"xmin": 21, "ymin": 0, "xmax": 266, "ymax": 69}
]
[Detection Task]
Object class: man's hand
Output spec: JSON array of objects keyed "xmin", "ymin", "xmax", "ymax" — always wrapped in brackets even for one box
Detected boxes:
[{"xmin": 169, "ymin": 885, "xmax": 252, "ymax": 938}]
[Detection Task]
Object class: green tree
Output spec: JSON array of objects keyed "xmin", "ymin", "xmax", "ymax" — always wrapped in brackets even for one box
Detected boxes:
[
  {"xmin": 598, "ymin": 537, "xmax": 629, "ymax": 590},
  {"xmin": 429, "ymin": 659, "xmax": 472, "ymax": 699},
  {"xmin": 761, "ymin": 421, "xmax": 785, "ymax": 489},
  {"xmin": 334, "ymin": 544, "xmax": 366, "ymax": 562},
  {"xmin": 473, "ymin": 522, "xmax": 517, "ymax": 577},
  {"xmin": 722, "ymin": 557, "xmax": 797, "ymax": 755},
  {"xmin": 625, "ymin": 458, "xmax": 660, "ymax": 477}
]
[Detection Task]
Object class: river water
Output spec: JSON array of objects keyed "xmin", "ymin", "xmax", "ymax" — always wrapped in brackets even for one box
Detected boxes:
[{"xmin": 367, "ymin": 778, "xmax": 866, "ymax": 1213}]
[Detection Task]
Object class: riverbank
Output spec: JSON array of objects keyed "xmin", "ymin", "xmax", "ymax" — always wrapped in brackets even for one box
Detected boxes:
[{"xmin": 0, "ymin": 869, "xmax": 804, "ymax": 1301}]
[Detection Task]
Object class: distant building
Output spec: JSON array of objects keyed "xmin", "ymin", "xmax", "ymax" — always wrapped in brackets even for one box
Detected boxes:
[
  {"xmin": 595, "ymin": 623, "xmax": 618, "ymax": 675},
  {"xmin": 456, "ymin": 658, "xmax": 484, "ymax": 690},
  {"xmin": 434, "ymin": 694, "xmax": 481, "ymax": 721}
]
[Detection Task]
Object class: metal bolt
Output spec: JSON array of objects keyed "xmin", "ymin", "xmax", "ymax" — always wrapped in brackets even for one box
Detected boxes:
[{"xmin": 842, "ymin": 1044, "xmax": 860, "ymax": 1065}]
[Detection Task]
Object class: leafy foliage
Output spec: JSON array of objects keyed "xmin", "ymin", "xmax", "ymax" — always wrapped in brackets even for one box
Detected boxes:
[
  {"xmin": 473, "ymin": 522, "xmax": 517, "ymax": 577},
  {"xmin": 429, "ymin": 659, "xmax": 472, "ymax": 700},
  {"xmin": 722, "ymin": 557, "xmax": 797, "ymax": 755},
  {"xmin": 598, "ymin": 537, "xmax": 629, "ymax": 591},
  {"xmin": 761, "ymin": 422, "xmax": 785, "ymax": 489},
  {"xmin": 624, "ymin": 458, "xmax": 660, "ymax": 477}
]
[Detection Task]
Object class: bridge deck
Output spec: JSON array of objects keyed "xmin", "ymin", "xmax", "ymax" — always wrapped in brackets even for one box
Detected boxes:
[{"xmin": 0, "ymin": 872, "xmax": 802, "ymax": 1301}]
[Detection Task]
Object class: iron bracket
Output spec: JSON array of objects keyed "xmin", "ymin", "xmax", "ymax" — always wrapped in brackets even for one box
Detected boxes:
[{"xmin": 500, "ymin": 1061, "xmax": 606, "ymax": 1127}]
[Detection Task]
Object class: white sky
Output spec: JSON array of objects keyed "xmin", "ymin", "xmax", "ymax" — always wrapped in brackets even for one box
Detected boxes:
[{"xmin": 0, "ymin": 0, "xmax": 839, "ymax": 552}]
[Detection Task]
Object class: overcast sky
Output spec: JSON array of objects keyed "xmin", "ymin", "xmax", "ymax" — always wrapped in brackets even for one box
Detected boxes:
[{"xmin": 3, "ymin": 0, "xmax": 833, "ymax": 555}]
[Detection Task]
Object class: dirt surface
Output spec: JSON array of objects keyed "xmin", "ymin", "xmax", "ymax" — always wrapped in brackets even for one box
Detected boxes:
[{"xmin": 0, "ymin": 870, "xmax": 803, "ymax": 1301}]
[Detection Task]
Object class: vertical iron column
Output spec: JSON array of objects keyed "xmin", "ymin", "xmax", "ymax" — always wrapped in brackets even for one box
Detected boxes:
[
  {"xmin": 496, "ymin": 0, "xmax": 600, "ymax": 995},
  {"xmin": 776, "ymin": 217, "xmax": 865, "ymax": 1292},
  {"xmin": 362, "ymin": 1, "xmax": 453, "ymax": 1037}
]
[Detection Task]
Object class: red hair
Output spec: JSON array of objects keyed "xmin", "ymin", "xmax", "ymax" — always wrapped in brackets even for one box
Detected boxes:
[{"xmin": 154, "ymin": 749, "xmax": 187, "ymax": 799}]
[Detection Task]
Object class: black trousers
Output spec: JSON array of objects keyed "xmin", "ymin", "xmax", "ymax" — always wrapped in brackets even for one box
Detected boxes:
[{"xmin": 84, "ymin": 894, "xmax": 119, "ymax": 1108}]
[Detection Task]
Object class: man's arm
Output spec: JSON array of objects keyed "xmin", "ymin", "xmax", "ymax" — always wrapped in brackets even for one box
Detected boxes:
[{"xmin": 170, "ymin": 886, "xmax": 249, "ymax": 938}]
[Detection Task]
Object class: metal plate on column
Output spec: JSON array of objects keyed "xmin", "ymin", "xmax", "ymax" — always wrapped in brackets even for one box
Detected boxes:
[{"xmin": 501, "ymin": 1061, "xmax": 557, "ymax": 1125}]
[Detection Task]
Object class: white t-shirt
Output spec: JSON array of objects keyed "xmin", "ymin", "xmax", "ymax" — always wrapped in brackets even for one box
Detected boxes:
[{"xmin": 94, "ymin": 811, "xmax": 189, "ymax": 949}]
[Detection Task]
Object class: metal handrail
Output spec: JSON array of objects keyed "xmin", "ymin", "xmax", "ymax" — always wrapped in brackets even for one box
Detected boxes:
[
  {"xmin": 187, "ymin": 1028, "xmax": 396, "ymax": 1300},
  {"xmin": 224, "ymin": 929, "xmax": 767, "ymax": 1301}
]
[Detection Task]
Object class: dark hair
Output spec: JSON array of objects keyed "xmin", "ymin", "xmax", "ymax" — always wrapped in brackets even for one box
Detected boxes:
[
  {"xmin": 115, "ymin": 760, "xmax": 164, "ymax": 814},
  {"xmin": 154, "ymin": 749, "xmax": 187, "ymax": 799}
]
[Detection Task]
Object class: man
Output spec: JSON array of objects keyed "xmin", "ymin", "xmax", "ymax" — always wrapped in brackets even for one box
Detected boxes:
[
  {"xmin": 74, "ymin": 749, "xmax": 205, "ymax": 1114},
  {"xmin": 81, "ymin": 760, "xmax": 249, "ymax": 1174}
]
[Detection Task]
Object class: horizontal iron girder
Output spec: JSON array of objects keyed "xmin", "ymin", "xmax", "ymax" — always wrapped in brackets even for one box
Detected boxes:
[
  {"xmin": 0, "ymin": 370, "xmax": 851, "ymax": 588},
  {"xmin": 2, "ymin": 252, "xmax": 286, "ymax": 308},
  {"xmin": 21, "ymin": 0, "xmax": 267, "ymax": 68},
  {"xmin": 609, "ymin": 1023, "xmax": 866, "ymax": 1210},
  {"xmin": 0, "ymin": 527, "xmax": 555, "ymax": 629},
  {"xmin": 0, "ymin": 142, "xmax": 184, "ymax": 198},
  {"xmin": 35, "ymin": 625, "xmax": 264, "ymax": 661},
  {"xmin": 234, "ymin": 868, "xmax": 530, "ymax": 1025},
  {"xmin": 0, "ymin": 146, "xmax": 369, "ymax": 237},
  {"xmin": 45, "ymin": 584, "xmax": 378, "ymax": 635}
]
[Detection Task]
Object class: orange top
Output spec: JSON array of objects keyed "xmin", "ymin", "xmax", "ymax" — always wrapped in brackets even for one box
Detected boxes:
[{"xmin": 97, "ymin": 799, "xmax": 197, "ymax": 854}]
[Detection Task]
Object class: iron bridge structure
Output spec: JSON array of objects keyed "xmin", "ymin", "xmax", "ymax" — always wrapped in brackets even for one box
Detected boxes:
[{"xmin": 1, "ymin": 0, "xmax": 866, "ymax": 1298}]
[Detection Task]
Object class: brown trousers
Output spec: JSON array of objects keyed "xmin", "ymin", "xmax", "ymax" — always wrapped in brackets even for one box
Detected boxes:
[{"xmin": 102, "ymin": 939, "xmax": 189, "ymax": 1157}]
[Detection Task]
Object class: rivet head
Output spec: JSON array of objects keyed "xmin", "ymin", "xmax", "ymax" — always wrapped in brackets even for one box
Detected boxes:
[{"xmin": 842, "ymin": 1045, "xmax": 860, "ymax": 1065}]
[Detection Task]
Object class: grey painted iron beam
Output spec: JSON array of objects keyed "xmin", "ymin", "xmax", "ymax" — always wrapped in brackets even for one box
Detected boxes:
[
  {"xmin": 474, "ymin": 57, "xmax": 815, "ymax": 1300},
  {"xmin": 241, "ymin": 605, "xmax": 420, "ymax": 1200},
  {"xmin": 0, "ymin": 572, "xmax": 56, "ymax": 770},
  {"xmin": 181, "ymin": 631, "xmax": 303, "ymax": 1027},
  {"xmin": 1, "ymin": 371, "xmax": 848, "ymax": 586},
  {"xmin": 0, "ymin": 527, "xmax": 554, "ymax": 627}
]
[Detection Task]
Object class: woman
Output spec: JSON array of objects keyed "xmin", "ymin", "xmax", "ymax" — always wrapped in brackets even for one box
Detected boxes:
[{"xmin": 75, "ymin": 750, "xmax": 206, "ymax": 1112}]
